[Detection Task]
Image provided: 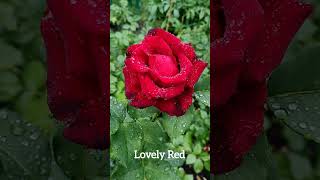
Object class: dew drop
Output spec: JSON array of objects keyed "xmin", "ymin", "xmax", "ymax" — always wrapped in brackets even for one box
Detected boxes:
[
  {"xmin": 69, "ymin": 153, "xmax": 77, "ymax": 161},
  {"xmin": 0, "ymin": 136, "xmax": 7, "ymax": 143},
  {"xmin": 0, "ymin": 111, "xmax": 8, "ymax": 120},
  {"xmin": 288, "ymin": 103, "xmax": 298, "ymax": 111},
  {"xmin": 271, "ymin": 103, "xmax": 281, "ymax": 109},
  {"xmin": 29, "ymin": 132, "xmax": 39, "ymax": 140},
  {"xmin": 298, "ymin": 122, "xmax": 307, "ymax": 129},
  {"xmin": 274, "ymin": 109, "xmax": 287, "ymax": 119}
]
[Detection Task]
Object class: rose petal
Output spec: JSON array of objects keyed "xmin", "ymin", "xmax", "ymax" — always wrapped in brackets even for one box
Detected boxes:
[
  {"xmin": 181, "ymin": 43, "xmax": 197, "ymax": 62},
  {"xmin": 142, "ymin": 36, "xmax": 173, "ymax": 56},
  {"xmin": 147, "ymin": 28, "xmax": 181, "ymax": 48},
  {"xmin": 155, "ymin": 99, "xmax": 183, "ymax": 116},
  {"xmin": 123, "ymin": 67, "xmax": 141, "ymax": 99},
  {"xmin": 186, "ymin": 60, "xmax": 208, "ymax": 88},
  {"xmin": 212, "ymin": 0, "xmax": 264, "ymax": 67},
  {"xmin": 212, "ymin": 0, "xmax": 225, "ymax": 40},
  {"xmin": 149, "ymin": 53, "xmax": 193, "ymax": 87},
  {"xmin": 64, "ymin": 99, "xmax": 107, "ymax": 149},
  {"xmin": 140, "ymin": 75, "xmax": 185, "ymax": 99},
  {"xmin": 212, "ymin": 83, "xmax": 267, "ymax": 173},
  {"xmin": 124, "ymin": 57, "xmax": 149, "ymax": 73},
  {"xmin": 47, "ymin": 0, "xmax": 107, "ymax": 34},
  {"xmin": 177, "ymin": 88, "xmax": 194, "ymax": 113},
  {"xmin": 148, "ymin": 54, "xmax": 178, "ymax": 76},
  {"xmin": 213, "ymin": 65, "xmax": 242, "ymax": 107},
  {"xmin": 245, "ymin": 0, "xmax": 312, "ymax": 82},
  {"xmin": 130, "ymin": 93, "xmax": 156, "ymax": 108}
]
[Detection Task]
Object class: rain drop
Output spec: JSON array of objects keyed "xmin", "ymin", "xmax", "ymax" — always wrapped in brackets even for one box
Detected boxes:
[
  {"xmin": 298, "ymin": 122, "xmax": 307, "ymax": 129},
  {"xmin": 29, "ymin": 132, "xmax": 39, "ymax": 140},
  {"xmin": 11, "ymin": 125, "xmax": 24, "ymax": 136},
  {"xmin": 271, "ymin": 103, "xmax": 281, "ymax": 109},
  {"xmin": 288, "ymin": 103, "xmax": 298, "ymax": 111},
  {"xmin": 274, "ymin": 109, "xmax": 287, "ymax": 119},
  {"xmin": 0, "ymin": 136, "xmax": 7, "ymax": 142},
  {"xmin": 69, "ymin": 153, "xmax": 77, "ymax": 161}
]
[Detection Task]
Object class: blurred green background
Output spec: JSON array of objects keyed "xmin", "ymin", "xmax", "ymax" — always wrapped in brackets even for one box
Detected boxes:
[
  {"xmin": 110, "ymin": 0, "xmax": 210, "ymax": 179},
  {"xmin": 0, "ymin": 0, "xmax": 108, "ymax": 179}
]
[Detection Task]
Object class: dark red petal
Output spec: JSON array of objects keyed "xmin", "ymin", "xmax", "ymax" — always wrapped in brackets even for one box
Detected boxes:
[
  {"xmin": 41, "ymin": 12, "xmax": 92, "ymax": 120},
  {"xmin": 181, "ymin": 43, "xmax": 197, "ymax": 62},
  {"xmin": 130, "ymin": 93, "xmax": 156, "ymax": 108},
  {"xmin": 124, "ymin": 57, "xmax": 149, "ymax": 73},
  {"xmin": 155, "ymin": 88, "xmax": 193, "ymax": 116},
  {"xmin": 147, "ymin": 28, "xmax": 181, "ymax": 48},
  {"xmin": 212, "ymin": 83, "xmax": 267, "ymax": 174},
  {"xmin": 149, "ymin": 54, "xmax": 178, "ymax": 76},
  {"xmin": 47, "ymin": 0, "xmax": 107, "ymax": 34},
  {"xmin": 149, "ymin": 53, "xmax": 193, "ymax": 87},
  {"xmin": 177, "ymin": 88, "xmax": 194, "ymax": 113},
  {"xmin": 140, "ymin": 75, "xmax": 185, "ymax": 99},
  {"xmin": 155, "ymin": 99, "xmax": 183, "ymax": 116},
  {"xmin": 123, "ymin": 67, "xmax": 141, "ymax": 99},
  {"xmin": 213, "ymin": 65, "xmax": 242, "ymax": 107},
  {"xmin": 245, "ymin": 0, "xmax": 312, "ymax": 82},
  {"xmin": 64, "ymin": 99, "xmax": 107, "ymax": 149},
  {"xmin": 212, "ymin": 0, "xmax": 264, "ymax": 67},
  {"xmin": 186, "ymin": 60, "xmax": 207, "ymax": 88},
  {"xmin": 212, "ymin": 0, "xmax": 224, "ymax": 40},
  {"xmin": 142, "ymin": 36, "xmax": 173, "ymax": 56}
]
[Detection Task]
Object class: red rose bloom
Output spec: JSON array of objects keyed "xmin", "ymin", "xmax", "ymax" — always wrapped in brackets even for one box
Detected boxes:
[
  {"xmin": 41, "ymin": 0, "xmax": 109, "ymax": 149},
  {"xmin": 212, "ymin": 0, "xmax": 311, "ymax": 174},
  {"xmin": 123, "ymin": 28, "xmax": 207, "ymax": 116}
]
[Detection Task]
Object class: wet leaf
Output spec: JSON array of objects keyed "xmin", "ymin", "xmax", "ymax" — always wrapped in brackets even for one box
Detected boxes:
[{"xmin": 0, "ymin": 110, "xmax": 51, "ymax": 179}]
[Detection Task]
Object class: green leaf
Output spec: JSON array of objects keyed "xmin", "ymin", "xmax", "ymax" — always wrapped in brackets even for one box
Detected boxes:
[
  {"xmin": 0, "ymin": 110, "xmax": 51, "ymax": 179},
  {"xmin": 127, "ymin": 106, "xmax": 160, "ymax": 121},
  {"xmin": 268, "ymin": 44, "xmax": 320, "ymax": 143},
  {"xmin": 193, "ymin": 159, "xmax": 204, "ymax": 174},
  {"xmin": 15, "ymin": 91, "xmax": 54, "ymax": 133},
  {"xmin": 194, "ymin": 74, "xmax": 209, "ymax": 91},
  {"xmin": 111, "ymin": 122, "xmax": 143, "ymax": 167},
  {"xmin": 0, "ymin": 2, "xmax": 17, "ymax": 31},
  {"xmin": 269, "ymin": 93, "xmax": 320, "ymax": 143},
  {"xmin": 137, "ymin": 119, "xmax": 169, "ymax": 152},
  {"xmin": 0, "ymin": 71, "xmax": 22, "ymax": 102},
  {"xmin": 194, "ymin": 91, "xmax": 210, "ymax": 107},
  {"xmin": 112, "ymin": 159, "xmax": 179, "ymax": 180},
  {"xmin": 110, "ymin": 96, "xmax": 126, "ymax": 123},
  {"xmin": 269, "ymin": 44, "xmax": 320, "ymax": 96},
  {"xmin": 183, "ymin": 174, "xmax": 194, "ymax": 180},
  {"xmin": 214, "ymin": 134, "xmax": 278, "ymax": 180},
  {"xmin": 52, "ymin": 133, "xmax": 108, "ymax": 178},
  {"xmin": 161, "ymin": 106, "xmax": 194, "ymax": 140},
  {"xmin": 48, "ymin": 161, "xmax": 70, "ymax": 180},
  {"xmin": 193, "ymin": 143, "xmax": 202, "ymax": 155},
  {"xmin": 288, "ymin": 152, "xmax": 312, "ymax": 180},
  {"xmin": 0, "ymin": 40, "xmax": 23, "ymax": 70},
  {"xmin": 111, "ymin": 119, "xmax": 179, "ymax": 180},
  {"xmin": 22, "ymin": 61, "xmax": 46, "ymax": 91},
  {"xmin": 110, "ymin": 97, "xmax": 126, "ymax": 135},
  {"xmin": 186, "ymin": 154, "xmax": 196, "ymax": 165}
]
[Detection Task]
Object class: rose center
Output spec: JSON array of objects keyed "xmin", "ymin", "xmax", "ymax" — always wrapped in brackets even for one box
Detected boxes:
[{"xmin": 148, "ymin": 54, "xmax": 179, "ymax": 76}]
